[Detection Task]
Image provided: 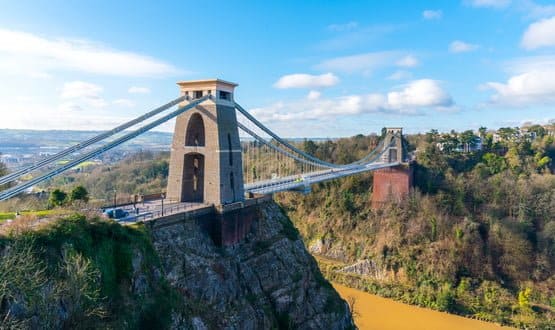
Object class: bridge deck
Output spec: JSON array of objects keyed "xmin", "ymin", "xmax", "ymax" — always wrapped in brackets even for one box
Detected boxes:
[{"xmin": 244, "ymin": 161, "xmax": 401, "ymax": 195}]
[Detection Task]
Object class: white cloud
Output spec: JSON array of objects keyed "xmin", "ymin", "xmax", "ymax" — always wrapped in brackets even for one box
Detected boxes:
[
  {"xmin": 251, "ymin": 79, "xmax": 454, "ymax": 123},
  {"xmin": 60, "ymin": 81, "xmax": 107, "ymax": 108},
  {"xmin": 0, "ymin": 28, "xmax": 179, "ymax": 77},
  {"xmin": 61, "ymin": 81, "xmax": 102, "ymax": 99},
  {"xmin": 449, "ymin": 40, "xmax": 479, "ymax": 53},
  {"xmin": 328, "ymin": 21, "xmax": 358, "ymax": 32},
  {"xmin": 316, "ymin": 51, "xmax": 419, "ymax": 74},
  {"xmin": 484, "ymin": 69, "xmax": 555, "ymax": 105},
  {"xmin": 307, "ymin": 90, "xmax": 321, "ymax": 100},
  {"xmin": 0, "ymin": 100, "xmax": 132, "ymax": 131},
  {"xmin": 316, "ymin": 51, "xmax": 397, "ymax": 73},
  {"xmin": 387, "ymin": 79, "xmax": 453, "ymax": 109},
  {"xmin": 396, "ymin": 55, "xmax": 419, "ymax": 67},
  {"xmin": 519, "ymin": 1, "xmax": 555, "ymax": 19},
  {"xmin": 113, "ymin": 99, "xmax": 135, "ymax": 107},
  {"xmin": 505, "ymin": 55, "xmax": 555, "ymax": 73},
  {"xmin": 273, "ymin": 73, "xmax": 339, "ymax": 89},
  {"xmin": 128, "ymin": 86, "xmax": 151, "ymax": 94},
  {"xmin": 317, "ymin": 24, "xmax": 399, "ymax": 51},
  {"xmin": 521, "ymin": 16, "xmax": 555, "ymax": 49},
  {"xmin": 465, "ymin": 0, "xmax": 511, "ymax": 8},
  {"xmin": 422, "ymin": 10, "xmax": 443, "ymax": 19},
  {"xmin": 387, "ymin": 70, "xmax": 412, "ymax": 80}
]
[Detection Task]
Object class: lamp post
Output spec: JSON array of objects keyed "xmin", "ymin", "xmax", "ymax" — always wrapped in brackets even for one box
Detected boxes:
[
  {"xmin": 113, "ymin": 189, "xmax": 117, "ymax": 212},
  {"xmin": 161, "ymin": 193, "xmax": 165, "ymax": 216}
]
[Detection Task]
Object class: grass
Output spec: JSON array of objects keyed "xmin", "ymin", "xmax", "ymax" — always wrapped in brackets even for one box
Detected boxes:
[
  {"xmin": 0, "ymin": 209, "xmax": 69, "ymax": 223},
  {"xmin": 0, "ymin": 212, "xmax": 15, "ymax": 222},
  {"xmin": 56, "ymin": 160, "xmax": 96, "ymax": 169}
]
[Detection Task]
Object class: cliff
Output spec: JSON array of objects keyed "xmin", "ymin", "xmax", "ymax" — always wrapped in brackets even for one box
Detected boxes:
[{"xmin": 0, "ymin": 201, "xmax": 354, "ymax": 329}]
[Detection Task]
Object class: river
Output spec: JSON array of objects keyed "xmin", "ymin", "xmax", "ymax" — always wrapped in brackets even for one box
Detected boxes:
[{"xmin": 333, "ymin": 283, "xmax": 514, "ymax": 330}]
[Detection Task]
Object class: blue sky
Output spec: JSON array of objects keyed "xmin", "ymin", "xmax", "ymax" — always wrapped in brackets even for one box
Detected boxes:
[{"xmin": 1, "ymin": 0, "xmax": 555, "ymax": 137}]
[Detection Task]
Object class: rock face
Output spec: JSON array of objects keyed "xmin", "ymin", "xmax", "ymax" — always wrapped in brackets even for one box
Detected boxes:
[{"xmin": 151, "ymin": 201, "xmax": 354, "ymax": 329}]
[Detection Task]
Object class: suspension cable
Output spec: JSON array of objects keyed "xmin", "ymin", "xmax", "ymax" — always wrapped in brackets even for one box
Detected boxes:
[
  {"xmin": 0, "ymin": 95, "xmax": 189, "ymax": 186},
  {"xmin": 0, "ymin": 96, "xmax": 210, "ymax": 201}
]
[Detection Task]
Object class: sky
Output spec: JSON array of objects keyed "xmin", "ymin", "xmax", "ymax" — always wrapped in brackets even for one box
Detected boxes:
[{"xmin": 1, "ymin": 0, "xmax": 555, "ymax": 137}]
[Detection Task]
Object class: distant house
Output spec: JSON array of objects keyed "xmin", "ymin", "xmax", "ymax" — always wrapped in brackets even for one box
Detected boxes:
[
  {"xmin": 436, "ymin": 136, "xmax": 482, "ymax": 153},
  {"xmin": 468, "ymin": 136, "xmax": 482, "ymax": 152},
  {"xmin": 520, "ymin": 127, "xmax": 537, "ymax": 141}
]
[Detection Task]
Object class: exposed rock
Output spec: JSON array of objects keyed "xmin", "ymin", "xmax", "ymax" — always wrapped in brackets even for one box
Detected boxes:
[
  {"xmin": 151, "ymin": 201, "xmax": 354, "ymax": 329},
  {"xmin": 340, "ymin": 259, "xmax": 388, "ymax": 281}
]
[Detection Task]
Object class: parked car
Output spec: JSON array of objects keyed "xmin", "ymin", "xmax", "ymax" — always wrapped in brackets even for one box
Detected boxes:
[{"xmin": 103, "ymin": 208, "xmax": 129, "ymax": 219}]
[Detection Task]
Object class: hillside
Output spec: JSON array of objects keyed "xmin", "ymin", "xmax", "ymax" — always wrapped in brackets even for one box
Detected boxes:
[
  {"xmin": 0, "ymin": 202, "xmax": 354, "ymax": 329},
  {"xmin": 275, "ymin": 130, "xmax": 555, "ymax": 328}
]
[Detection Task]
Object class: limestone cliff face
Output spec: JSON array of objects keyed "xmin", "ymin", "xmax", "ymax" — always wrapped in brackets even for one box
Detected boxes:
[{"xmin": 150, "ymin": 201, "xmax": 354, "ymax": 329}]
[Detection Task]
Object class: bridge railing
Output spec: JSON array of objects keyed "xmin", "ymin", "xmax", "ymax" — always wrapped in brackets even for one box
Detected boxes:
[{"xmin": 129, "ymin": 202, "xmax": 211, "ymax": 222}]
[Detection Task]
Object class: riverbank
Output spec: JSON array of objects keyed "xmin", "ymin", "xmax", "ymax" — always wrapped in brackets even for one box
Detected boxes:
[{"xmin": 334, "ymin": 283, "xmax": 514, "ymax": 330}]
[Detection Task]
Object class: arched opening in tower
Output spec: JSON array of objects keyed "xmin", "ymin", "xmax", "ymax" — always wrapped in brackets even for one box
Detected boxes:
[
  {"xmin": 185, "ymin": 113, "xmax": 205, "ymax": 146},
  {"xmin": 182, "ymin": 153, "xmax": 204, "ymax": 202}
]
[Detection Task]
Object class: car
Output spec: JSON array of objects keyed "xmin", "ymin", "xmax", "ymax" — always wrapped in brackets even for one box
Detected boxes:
[{"xmin": 103, "ymin": 208, "xmax": 129, "ymax": 219}]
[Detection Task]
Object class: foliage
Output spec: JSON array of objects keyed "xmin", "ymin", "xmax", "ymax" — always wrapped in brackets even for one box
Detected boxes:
[
  {"xmin": 39, "ymin": 151, "xmax": 169, "ymax": 204},
  {"xmin": 70, "ymin": 185, "xmax": 89, "ymax": 203},
  {"xmin": 48, "ymin": 189, "xmax": 67, "ymax": 207},
  {"xmin": 276, "ymin": 127, "xmax": 555, "ymax": 328},
  {"xmin": 0, "ymin": 214, "xmax": 182, "ymax": 328}
]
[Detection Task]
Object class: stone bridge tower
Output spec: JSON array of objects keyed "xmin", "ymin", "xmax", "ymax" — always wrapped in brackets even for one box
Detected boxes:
[
  {"xmin": 381, "ymin": 127, "xmax": 405, "ymax": 163},
  {"xmin": 167, "ymin": 79, "xmax": 245, "ymax": 205},
  {"xmin": 372, "ymin": 127, "xmax": 413, "ymax": 207}
]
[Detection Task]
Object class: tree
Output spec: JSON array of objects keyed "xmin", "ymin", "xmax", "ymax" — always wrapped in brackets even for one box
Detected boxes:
[
  {"xmin": 49, "ymin": 189, "xmax": 67, "ymax": 207},
  {"xmin": 527, "ymin": 124, "xmax": 546, "ymax": 139},
  {"xmin": 70, "ymin": 186, "xmax": 89, "ymax": 203},
  {"xmin": 478, "ymin": 126, "xmax": 487, "ymax": 138},
  {"xmin": 482, "ymin": 153, "xmax": 506, "ymax": 175},
  {"xmin": 0, "ymin": 157, "xmax": 7, "ymax": 176},
  {"xmin": 0, "ymin": 156, "xmax": 8, "ymax": 190},
  {"xmin": 425, "ymin": 129, "xmax": 439, "ymax": 143},
  {"xmin": 303, "ymin": 139, "xmax": 318, "ymax": 156},
  {"xmin": 498, "ymin": 127, "xmax": 519, "ymax": 142},
  {"xmin": 460, "ymin": 130, "xmax": 477, "ymax": 153}
]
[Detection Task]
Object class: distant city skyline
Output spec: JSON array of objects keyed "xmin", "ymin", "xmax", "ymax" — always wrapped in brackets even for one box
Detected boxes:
[{"xmin": 1, "ymin": 0, "xmax": 555, "ymax": 137}]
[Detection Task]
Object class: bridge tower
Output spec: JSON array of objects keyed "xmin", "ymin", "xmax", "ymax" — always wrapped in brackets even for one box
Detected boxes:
[
  {"xmin": 381, "ymin": 127, "xmax": 405, "ymax": 163},
  {"xmin": 372, "ymin": 127, "xmax": 413, "ymax": 207},
  {"xmin": 167, "ymin": 79, "xmax": 245, "ymax": 205}
]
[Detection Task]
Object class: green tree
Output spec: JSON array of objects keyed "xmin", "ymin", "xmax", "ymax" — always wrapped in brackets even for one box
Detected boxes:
[
  {"xmin": 49, "ymin": 189, "xmax": 67, "ymax": 207},
  {"xmin": 425, "ymin": 129, "xmax": 439, "ymax": 143},
  {"xmin": 482, "ymin": 153, "xmax": 506, "ymax": 175},
  {"xmin": 460, "ymin": 130, "xmax": 477, "ymax": 153},
  {"xmin": 527, "ymin": 124, "xmax": 546, "ymax": 139},
  {"xmin": 0, "ymin": 156, "xmax": 8, "ymax": 190},
  {"xmin": 303, "ymin": 139, "xmax": 318, "ymax": 156},
  {"xmin": 498, "ymin": 127, "xmax": 519, "ymax": 141},
  {"xmin": 0, "ymin": 157, "xmax": 7, "ymax": 176},
  {"xmin": 505, "ymin": 146, "xmax": 522, "ymax": 173},
  {"xmin": 70, "ymin": 186, "xmax": 89, "ymax": 203},
  {"xmin": 478, "ymin": 126, "xmax": 487, "ymax": 138},
  {"xmin": 518, "ymin": 287, "xmax": 532, "ymax": 312}
]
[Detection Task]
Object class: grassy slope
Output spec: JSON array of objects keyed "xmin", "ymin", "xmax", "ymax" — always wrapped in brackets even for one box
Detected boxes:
[{"xmin": 0, "ymin": 214, "xmax": 182, "ymax": 328}]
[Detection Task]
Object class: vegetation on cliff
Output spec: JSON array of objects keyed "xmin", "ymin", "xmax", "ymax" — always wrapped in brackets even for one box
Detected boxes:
[
  {"xmin": 0, "ymin": 214, "xmax": 180, "ymax": 328},
  {"xmin": 0, "ymin": 202, "xmax": 354, "ymax": 329},
  {"xmin": 276, "ymin": 128, "xmax": 555, "ymax": 328}
]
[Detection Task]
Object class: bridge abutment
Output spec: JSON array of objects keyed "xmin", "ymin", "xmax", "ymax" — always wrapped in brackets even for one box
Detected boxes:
[
  {"xmin": 371, "ymin": 162, "xmax": 414, "ymax": 208},
  {"xmin": 145, "ymin": 196, "xmax": 272, "ymax": 246}
]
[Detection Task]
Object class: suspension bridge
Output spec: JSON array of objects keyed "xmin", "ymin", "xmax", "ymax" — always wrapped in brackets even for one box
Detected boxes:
[{"xmin": 0, "ymin": 79, "xmax": 408, "ymax": 211}]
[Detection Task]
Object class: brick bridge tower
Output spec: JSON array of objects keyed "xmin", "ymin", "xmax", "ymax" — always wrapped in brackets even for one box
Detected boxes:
[
  {"xmin": 372, "ymin": 128, "xmax": 413, "ymax": 208},
  {"xmin": 167, "ymin": 79, "xmax": 245, "ymax": 205}
]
